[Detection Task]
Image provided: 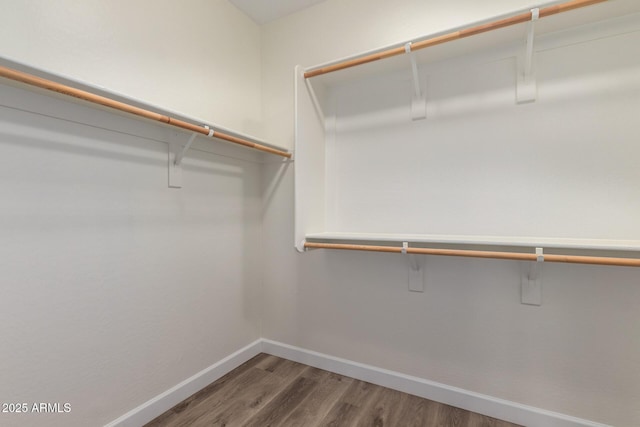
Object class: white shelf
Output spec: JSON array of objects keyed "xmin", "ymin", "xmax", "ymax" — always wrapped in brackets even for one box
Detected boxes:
[
  {"xmin": 294, "ymin": 3, "xmax": 640, "ymax": 256},
  {"xmin": 305, "ymin": 232, "xmax": 640, "ymax": 252},
  {"xmin": 0, "ymin": 55, "xmax": 289, "ymax": 155},
  {"xmin": 306, "ymin": 0, "xmax": 640, "ymax": 88}
]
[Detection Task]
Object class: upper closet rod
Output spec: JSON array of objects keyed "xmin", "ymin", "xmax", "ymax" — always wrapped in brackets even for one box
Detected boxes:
[
  {"xmin": 304, "ymin": 0, "xmax": 607, "ymax": 78},
  {"xmin": 304, "ymin": 242, "xmax": 640, "ymax": 268},
  {"xmin": 0, "ymin": 65, "xmax": 292, "ymax": 159}
]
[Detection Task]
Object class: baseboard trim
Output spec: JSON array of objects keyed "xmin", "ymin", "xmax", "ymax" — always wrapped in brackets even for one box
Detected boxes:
[
  {"xmin": 104, "ymin": 339, "xmax": 263, "ymax": 427},
  {"xmin": 261, "ymin": 339, "xmax": 610, "ymax": 427},
  {"xmin": 105, "ymin": 338, "xmax": 610, "ymax": 427}
]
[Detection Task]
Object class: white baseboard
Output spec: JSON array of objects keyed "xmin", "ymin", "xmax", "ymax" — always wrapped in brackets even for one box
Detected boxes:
[
  {"xmin": 104, "ymin": 339, "xmax": 263, "ymax": 427},
  {"xmin": 261, "ymin": 339, "xmax": 610, "ymax": 427},
  {"xmin": 105, "ymin": 338, "xmax": 610, "ymax": 427}
]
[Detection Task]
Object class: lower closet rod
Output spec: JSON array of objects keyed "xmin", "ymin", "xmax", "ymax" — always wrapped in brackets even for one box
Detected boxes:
[
  {"xmin": 304, "ymin": 242, "xmax": 640, "ymax": 267},
  {"xmin": 0, "ymin": 65, "xmax": 292, "ymax": 159}
]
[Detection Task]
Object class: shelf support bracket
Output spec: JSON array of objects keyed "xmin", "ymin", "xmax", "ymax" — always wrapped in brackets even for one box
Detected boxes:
[
  {"xmin": 405, "ymin": 43, "xmax": 427, "ymax": 121},
  {"xmin": 169, "ymin": 126, "xmax": 213, "ymax": 188},
  {"xmin": 517, "ymin": 8, "xmax": 539, "ymax": 104},
  {"xmin": 403, "ymin": 242, "xmax": 426, "ymax": 292},
  {"xmin": 521, "ymin": 247, "xmax": 543, "ymax": 305}
]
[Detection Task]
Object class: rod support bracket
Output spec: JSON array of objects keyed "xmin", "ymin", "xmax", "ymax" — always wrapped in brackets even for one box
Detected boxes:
[
  {"xmin": 405, "ymin": 43, "xmax": 427, "ymax": 120},
  {"xmin": 403, "ymin": 242, "xmax": 426, "ymax": 292},
  {"xmin": 522, "ymin": 247, "xmax": 543, "ymax": 305},
  {"xmin": 169, "ymin": 127, "xmax": 211, "ymax": 188},
  {"xmin": 517, "ymin": 8, "xmax": 539, "ymax": 104}
]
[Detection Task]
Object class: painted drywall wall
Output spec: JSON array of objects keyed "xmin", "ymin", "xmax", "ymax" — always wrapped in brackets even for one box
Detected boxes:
[
  {"xmin": 0, "ymin": 1, "xmax": 264, "ymax": 426},
  {"xmin": 0, "ymin": 0, "xmax": 263, "ymax": 137},
  {"xmin": 261, "ymin": 1, "xmax": 640, "ymax": 426},
  {"xmin": 324, "ymin": 28, "xmax": 640, "ymax": 240}
]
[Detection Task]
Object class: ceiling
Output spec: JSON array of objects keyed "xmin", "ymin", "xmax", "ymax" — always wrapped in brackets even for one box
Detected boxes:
[{"xmin": 229, "ymin": 0, "xmax": 327, "ymax": 24}]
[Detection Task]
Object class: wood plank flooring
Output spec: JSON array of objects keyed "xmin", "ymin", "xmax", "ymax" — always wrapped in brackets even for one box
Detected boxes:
[{"xmin": 145, "ymin": 354, "xmax": 522, "ymax": 427}]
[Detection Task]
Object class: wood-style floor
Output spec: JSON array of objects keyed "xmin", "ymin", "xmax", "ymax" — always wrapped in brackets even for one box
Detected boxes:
[{"xmin": 145, "ymin": 353, "xmax": 522, "ymax": 427}]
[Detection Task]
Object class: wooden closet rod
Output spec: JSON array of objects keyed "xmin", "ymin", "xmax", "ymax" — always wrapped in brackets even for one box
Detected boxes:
[
  {"xmin": 304, "ymin": 242, "xmax": 640, "ymax": 267},
  {"xmin": 304, "ymin": 0, "xmax": 607, "ymax": 78},
  {"xmin": 0, "ymin": 65, "xmax": 292, "ymax": 159}
]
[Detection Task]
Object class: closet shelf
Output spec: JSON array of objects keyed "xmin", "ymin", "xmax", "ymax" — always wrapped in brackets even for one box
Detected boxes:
[
  {"xmin": 304, "ymin": 233, "xmax": 640, "ymax": 267},
  {"xmin": 305, "ymin": 232, "xmax": 640, "ymax": 252},
  {"xmin": 0, "ymin": 58, "xmax": 291, "ymax": 159},
  {"xmin": 294, "ymin": 0, "xmax": 640, "ymax": 274},
  {"xmin": 303, "ymin": 0, "xmax": 639, "ymax": 87}
]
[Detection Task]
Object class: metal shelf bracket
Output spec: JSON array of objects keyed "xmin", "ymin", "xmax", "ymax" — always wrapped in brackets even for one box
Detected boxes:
[
  {"xmin": 522, "ymin": 247, "xmax": 544, "ymax": 305},
  {"xmin": 169, "ymin": 126, "xmax": 214, "ymax": 188},
  {"xmin": 403, "ymin": 242, "xmax": 426, "ymax": 292},
  {"xmin": 517, "ymin": 8, "xmax": 539, "ymax": 104},
  {"xmin": 405, "ymin": 43, "xmax": 427, "ymax": 120}
]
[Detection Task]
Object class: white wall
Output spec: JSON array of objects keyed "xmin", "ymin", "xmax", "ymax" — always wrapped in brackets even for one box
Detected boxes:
[
  {"xmin": 2, "ymin": 1, "xmax": 639, "ymax": 426},
  {"xmin": 0, "ymin": 1, "xmax": 264, "ymax": 426},
  {"xmin": 324, "ymin": 27, "xmax": 640, "ymax": 240},
  {"xmin": 261, "ymin": 1, "xmax": 640, "ymax": 426},
  {"xmin": 0, "ymin": 0, "xmax": 263, "ymax": 137}
]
